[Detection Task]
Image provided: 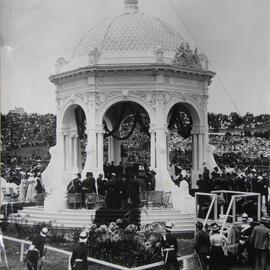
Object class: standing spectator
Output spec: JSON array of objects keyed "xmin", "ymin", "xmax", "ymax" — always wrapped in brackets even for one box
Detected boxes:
[
  {"xmin": 161, "ymin": 222, "xmax": 179, "ymax": 270},
  {"xmin": 209, "ymin": 224, "xmax": 229, "ymax": 270},
  {"xmin": 129, "ymin": 175, "xmax": 140, "ymax": 208},
  {"xmin": 25, "ymin": 173, "xmax": 36, "ymax": 203},
  {"xmin": 34, "ymin": 179, "xmax": 45, "ymax": 205},
  {"xmin": 82, "ymin": 172, "xmax": 96, "ymax": 194},
  {"xmin": 97, "ymin": 174, "xmax": 106, "ymax": 196},
  {"xmin": 19, "ymin": 171, "xmax": 28, "ymax": 202},
  {"xmin": 70, "ymin": 231, "xmax": 88, "ymax": 270},
  {"xmin": 120, "ymin": 176, "xmax": 129, "ymax": 209},
  {"xmin": 250, "ymin": 217, "xmax": 270, "ymax": 270},
  {"xmin": 194, "ymin": 221, "xmax": 210, "ymax": 270}
]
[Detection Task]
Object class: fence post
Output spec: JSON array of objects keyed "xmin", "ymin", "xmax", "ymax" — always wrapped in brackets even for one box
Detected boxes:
[
  {"xmin": 257, "ymin": 194, "xmax": 261, "ymax": 220},
  {"xmin": 20, "ymin": 242, "xmax": 25, "ymax": 262},
  {"xmin": 182, "ymin": 258, "xmax": 188, "ymax": 270},
  {"xmin": 232, "ymin": 197, "xmax": 236, "ymax": 223},
  {"xmin": 68, "ymin": 255, "xmax": 72, "ymax": 270}
]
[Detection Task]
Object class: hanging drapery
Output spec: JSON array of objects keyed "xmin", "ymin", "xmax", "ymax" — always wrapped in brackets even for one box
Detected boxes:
[
  {"xmin": 168, "ymin": 105, "xmax": 192, "ymax": 139},
  {"xmin": 104, "ymin": 103, "xmax": 150, "ymax": 140},
  {"xmin": 75, "ymin": 106, "xmax": 86, "ymax": 139}
]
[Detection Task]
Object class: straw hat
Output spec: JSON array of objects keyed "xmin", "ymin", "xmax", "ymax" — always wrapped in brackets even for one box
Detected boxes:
[
  {"xmin": 40, "ymin": 227, "xmax": 48, "ymax": 237},
  {"xmin": 165, "ymin": 221, "xmax": 173, "ymax": 231},
  {"xmin": 79, "ymin": 231, "xmax": 88, "ymax": 243}
]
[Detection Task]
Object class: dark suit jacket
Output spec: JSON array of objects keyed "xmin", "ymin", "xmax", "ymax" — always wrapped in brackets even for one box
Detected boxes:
[
  {"xmin": 250, "ymin": 224, "xmax": 270, "ymax": 250},
  {"xmin": 194, "ymin": 230, "xmax": 211, "ymax": 254}
]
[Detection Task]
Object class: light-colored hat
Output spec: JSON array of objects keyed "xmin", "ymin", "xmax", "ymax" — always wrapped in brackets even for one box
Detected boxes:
[
  {"xmin": 165, "ymin": 221, "xmax": 173, "ymax": 231},
  {"xmin": 111, "ymin": 173, "xmax": 116, "ymax": 176},
  {"xmin": 257, "ymin": 176, "xmax": 263, "ymax": 180},
  {"xmin": 29, "ymin": 245, "xmax": 35, "ymax": 251},
  {"xmin": 241, "ymin": 213, "xmax": 248, "ymax": 219},
  {"xmin": 139, "ymin": 165, "xmax": 144, "ymax": 171},
  {"xmin": 40, "ymin": 227, "xmax": 48, "ymax": 237},
  {"xmin": 79, "ymin": 231, "xmax": 88, "ymax": 243},
  {"xmin": 252, "ymin": 168, "xmax": 256, "ymax": 173},
  {"xmin": 212, "ymin": 224, "xmax": 220, "ymax": 232}
]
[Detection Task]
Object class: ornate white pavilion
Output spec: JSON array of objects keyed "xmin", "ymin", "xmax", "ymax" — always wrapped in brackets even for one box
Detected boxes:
[{"xmin": 43, "ymin": 0, "xmax": 215, "ymax": 212}]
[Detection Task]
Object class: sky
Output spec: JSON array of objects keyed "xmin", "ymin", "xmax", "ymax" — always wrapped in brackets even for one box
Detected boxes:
[{"xmin": 0, "ymin": 0, "xmax": 269, "ymax": 115}]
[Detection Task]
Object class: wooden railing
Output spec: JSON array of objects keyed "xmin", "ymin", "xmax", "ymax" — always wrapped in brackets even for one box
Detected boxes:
[{"xmin": 195, "ymin": 190, "xmax": 261, "ymax": 235}]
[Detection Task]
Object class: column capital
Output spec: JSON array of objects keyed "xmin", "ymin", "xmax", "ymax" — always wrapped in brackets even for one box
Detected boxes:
[
  {"xmin": 96, "ymin": 129, "xmax": 105, "ymax": 134},
  {"xmin": 191, "ymin": 125, "xmax": 208, "ymax": 134}
]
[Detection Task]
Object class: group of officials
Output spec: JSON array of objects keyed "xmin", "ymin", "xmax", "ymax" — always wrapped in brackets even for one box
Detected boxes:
[{"xmin": 67, "ymin": 164, "xmax": 156, "ymax": 209}]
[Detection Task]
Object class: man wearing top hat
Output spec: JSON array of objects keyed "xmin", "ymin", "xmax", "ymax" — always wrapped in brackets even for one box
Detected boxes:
[
  {"xmin": 70, "ymin": 231, "xmax": 88, "ymax": 270},
  {"xmin": 161, "ymin": 222, "xmax": 179, "ymax": 270}
]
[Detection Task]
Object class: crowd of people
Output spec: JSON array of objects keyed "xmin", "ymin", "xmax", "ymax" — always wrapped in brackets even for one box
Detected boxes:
[
  {"xmin": 1, "ymin": 112, "xmax": 56, "ymax": 151},
  {"xmin": 1, "ymin": 169, "xmax": 46, "ymax": 206},
  {"xmin": 208, "ymin": 112, "xmax": 269, "ymax": 133},
  {"xmin": 169, "ymin": 133, "xmax": 270, "ymax": 170}
]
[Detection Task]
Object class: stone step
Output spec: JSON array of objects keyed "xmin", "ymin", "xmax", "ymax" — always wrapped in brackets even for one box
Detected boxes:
[{"xmin": 12, "ymin": 206, "xmax": 195, "ymax": 232}]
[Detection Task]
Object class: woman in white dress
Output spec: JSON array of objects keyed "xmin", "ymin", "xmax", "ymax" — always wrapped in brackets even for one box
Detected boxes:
[
  {"xmin": 19, "ymin": 172, "xmax": 28, "ymax": 203},
  {"xmin": 25, "ymin": 173, "xmax": 37, "ymax": 203}
]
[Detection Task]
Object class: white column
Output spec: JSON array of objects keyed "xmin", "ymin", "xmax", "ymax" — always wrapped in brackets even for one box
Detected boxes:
[
  {"xmin": 198, "ymin": 133, "xmax": 203, "ymax": 170},
  {"xmin": 69, "ymin": 134, "xmax": 74, "ymax": 171},
  {"xmin": 108, "ymin": 137, "xmax": 113, "ymax": 163},
  {"xmin": 150, "ymin": 130, "xmax": 156, "ymax": 169},
  {"xmin": 166, "ymin": 130, "xmax": 170, "ymax": 168},
  {"xmin": 97, "ymin": 130, "xmax": 104, "ymax": 171},
  {"xmin": 192, "ymin": 132, "xmax": 198, "ymax": 170},
  {"xmin": 155, "ymin": 126, "xmax": 167, "ymax": 172},
  {"xmin": 63, "ymin": 134, "xmax": 67, "ymax": 170},
  {"xmin": 73, "ymin": 135, "xmax": 79, "ymax": 172},
  {"xmin": 85, "ymin": 128, "xmax": 96, "ymax": 172}
]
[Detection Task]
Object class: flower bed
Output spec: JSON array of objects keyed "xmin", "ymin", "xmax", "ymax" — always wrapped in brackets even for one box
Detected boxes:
[{"xmin": 87, "ymin": 223, "xmax": 163, "ymax": 267}]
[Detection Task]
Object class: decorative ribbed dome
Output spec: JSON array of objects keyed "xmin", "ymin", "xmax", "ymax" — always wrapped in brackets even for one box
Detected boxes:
[{"xmin": 59, "ymin": 2, "xmax": 186, "ymax": 72}]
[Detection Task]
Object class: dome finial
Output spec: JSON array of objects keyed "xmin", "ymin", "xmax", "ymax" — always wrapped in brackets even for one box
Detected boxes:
[{"xmin": 124, "ymin": 0, "xmax": 139, "ymax": 13}]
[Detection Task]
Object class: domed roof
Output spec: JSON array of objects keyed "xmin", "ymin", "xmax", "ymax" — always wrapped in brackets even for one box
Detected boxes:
[{"xmin": 60, "ymin": 1, "xmax": 186, "ymax": 72}]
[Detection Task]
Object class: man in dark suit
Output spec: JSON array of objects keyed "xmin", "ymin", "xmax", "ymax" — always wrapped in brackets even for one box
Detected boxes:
[
  {"xmin": 82, "ymin": 172, "xmax": 96, "ymax": 194},
  {"xmin": 194, "ymin": 221, "xmax": 210, "ymax": 270},
  {"xmin": 82, "ymin": 172, "xmax": 96, "ymax": 207},
  {"xmin": 31, "ymin": 227, "xmax": 48, "ymax": 269},
  {"xmin": 161, "ymin": 222, "xmax": 179, "ymax": 270},
  {"xmin": 250, "ymin": 217, "xmax": 270, "ymax": 270},
  {"xmin": 67, "ymin": 173, "xmax": 82, "ymax": 193}
]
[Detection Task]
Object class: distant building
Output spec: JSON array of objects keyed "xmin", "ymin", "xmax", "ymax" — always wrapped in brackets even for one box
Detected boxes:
[{"xmin": 8, "ymin": 107, "xmax": 26, "ymax": 115}]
